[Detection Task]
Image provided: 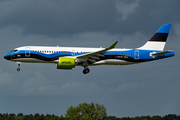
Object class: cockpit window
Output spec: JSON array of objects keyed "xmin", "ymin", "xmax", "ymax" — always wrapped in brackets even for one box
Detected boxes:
[{"xmin": 10, "ymin": 50, "xmax": 18, "ymax": 52}]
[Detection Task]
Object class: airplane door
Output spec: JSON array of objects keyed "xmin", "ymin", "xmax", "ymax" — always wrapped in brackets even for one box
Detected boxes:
[
  {"xmin": 25, "ymin": 47, "xmax": 30, "ymax": 57},
  {"xmin": 134, "ymin": 49, "xmax": 139, "ymax": 60},
  {"xmin": 72, "ymin": 50, "xmax": 75, "ymax": 56}
]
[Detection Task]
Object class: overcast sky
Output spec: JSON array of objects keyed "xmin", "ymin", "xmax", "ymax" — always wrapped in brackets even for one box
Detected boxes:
[{"xmin": 0, "ymin": 0, "xmax": 180, "ymax": 117}]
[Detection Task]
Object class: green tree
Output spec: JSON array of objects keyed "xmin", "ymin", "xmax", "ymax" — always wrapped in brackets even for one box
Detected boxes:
[
  {"xmin": 150, "ymin": 115, "xmax": 162, "ymax": 120},
  {"xmin": 65, "ymin": 102, "xmax": 107, "ymax": 120},
  {"xmin": 7, "ymin": 113, "xmax": 16, "ymax": 120},
  {"xmin": 163, "ymin": 114, "xmax": 178, "ymax": 120},
  {"xmin": 36, "ymin": 114, "xmax": 45, "ymax": 120},
  {"xmin": 17, "ymin": 113, "xmax": 23, "ymax": 117},
  {"xmin": 34, "ymin": 113, "xmax": 40, "ymax": 119}
]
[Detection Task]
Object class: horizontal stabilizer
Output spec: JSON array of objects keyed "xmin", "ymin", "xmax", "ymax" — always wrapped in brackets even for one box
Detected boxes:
[{"xmin": 151, "ymin": 50, "xmax": 173, "ymax": 57}]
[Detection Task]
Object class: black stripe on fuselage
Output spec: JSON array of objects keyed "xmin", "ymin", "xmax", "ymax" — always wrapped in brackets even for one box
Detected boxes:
[
  {"xmin": 99, "ymin": 55, "xmax": 148, "ymax": 62},
  {"xmin": 7, "ymin": 53, "xmax": 70, "ymax": 61},
  {"xmin": 149, "ymin": 33, "xmax": 168, "ymax": 42}
]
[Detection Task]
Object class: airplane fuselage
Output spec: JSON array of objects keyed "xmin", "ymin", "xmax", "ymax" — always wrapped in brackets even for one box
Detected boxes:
[{"xmin": 4, "ymin": 46, "xmax": 174, "ymax": 66}]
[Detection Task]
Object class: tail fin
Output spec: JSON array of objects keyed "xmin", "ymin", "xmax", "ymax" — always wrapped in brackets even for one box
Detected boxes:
[{"xmin": 138, "ymin": 24, "xmax": 171, "ymax": 51}]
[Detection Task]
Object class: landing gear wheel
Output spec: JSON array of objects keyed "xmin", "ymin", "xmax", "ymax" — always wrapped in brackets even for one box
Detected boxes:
[
  {"xmin": 16, "ymin": 62, "xmax": 21, "ymax": 72},
  {"xmin": 83, "ymin": 68, "xmax": 90, "ymax": 74},
  {"xmin": 17, "ymin": 68, "xmax": 20, "ymax": 71}
]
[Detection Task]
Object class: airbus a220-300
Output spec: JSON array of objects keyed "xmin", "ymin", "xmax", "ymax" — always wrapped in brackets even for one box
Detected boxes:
[{"xmin": 4, "ymin": 24, "xmax": 175, "ymax": 74}]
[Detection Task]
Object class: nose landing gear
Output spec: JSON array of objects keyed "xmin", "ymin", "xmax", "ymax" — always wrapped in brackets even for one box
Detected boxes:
[{"xmin": 16, "ymin": 62, "xmax": 21, "ymax": 71}]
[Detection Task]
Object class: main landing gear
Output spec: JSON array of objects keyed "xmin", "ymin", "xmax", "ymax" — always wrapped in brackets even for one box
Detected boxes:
[
  {"xmin": 16, "ymin": 62, "xmax": 21, "ymax": 71},
  {"xmin": 83, "ymin": 66, "xmax": 90, "ymax": 74}
]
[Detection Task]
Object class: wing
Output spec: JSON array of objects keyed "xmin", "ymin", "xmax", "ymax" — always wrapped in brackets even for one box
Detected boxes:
[
  {"xmin": 76, "ymin": 41, "xmax": 118, "ymax": 62},
  {"xmin": 151, "ymin": 50, "xmax": 173, "ymax": 57}
]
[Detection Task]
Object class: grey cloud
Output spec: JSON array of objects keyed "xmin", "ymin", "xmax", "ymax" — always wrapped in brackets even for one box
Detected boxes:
[
  {"xmin": 21, "ymin": 76, "xmax": 102, "ymax": 96},
  {"xmin": 120, "ymin": 0, "xmax": 180, "ymax": 34},
  {"xmin": 111, "ymin": 82, "xmax": 145, "ymax": 93},
  {"xmin": 115, "ymin": 0, "xmax": 140, "ymax": 20},
  {"xmin": 0, "ymin": 0, "xmax": 116, "ymax": 37},
  {"xmin": 0, "ymin": 69, "xmax": 12, "ymax": 88},
  {"xmin": 1, "ymin": 0, "xmax": 179, "ymax": 38}
]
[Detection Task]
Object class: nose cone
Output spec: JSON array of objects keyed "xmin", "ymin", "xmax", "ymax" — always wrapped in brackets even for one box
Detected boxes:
[{"xmin": 4, "ymin": 54, "xmax": 11, "ymax": 60}]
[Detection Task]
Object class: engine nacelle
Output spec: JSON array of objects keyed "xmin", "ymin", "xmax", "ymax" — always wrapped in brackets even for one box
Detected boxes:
[{"xmin": 57, "ymin": 57, "xmax": 76, "ymax": 69}]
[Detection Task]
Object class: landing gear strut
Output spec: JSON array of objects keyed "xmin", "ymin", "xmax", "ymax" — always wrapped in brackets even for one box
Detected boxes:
[
  {"xmin": 16, "ymin": 62, "xmax": 21, "ymax": 71},
  {"xmin": 83, "ymin": 66, "xmax": 90, "ymax": 74}
]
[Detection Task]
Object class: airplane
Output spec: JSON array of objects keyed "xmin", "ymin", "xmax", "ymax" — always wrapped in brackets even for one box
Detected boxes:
[{"xmin": 4, "ymin": 24, "xmax": 175, "ymax": 74}]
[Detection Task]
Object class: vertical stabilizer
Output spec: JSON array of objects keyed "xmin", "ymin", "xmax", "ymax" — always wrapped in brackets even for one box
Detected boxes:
[{"xmin": 138, "ymin": 24, "xmax": 171, "ymax": 51}]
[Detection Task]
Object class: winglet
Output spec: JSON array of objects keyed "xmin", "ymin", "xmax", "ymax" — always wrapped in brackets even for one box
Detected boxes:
[{"xmin": 107, "ymin": 41, "xmax": 118, "ymax": 50}]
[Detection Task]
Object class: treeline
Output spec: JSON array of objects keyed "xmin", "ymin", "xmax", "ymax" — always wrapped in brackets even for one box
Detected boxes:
[
  {"xmin": 0, "ymin": 113, "xmax": 180, "ymax": 120},
  {"xmin": 108, "ymin": 114, "xmax": 180, "ymax": 120},
  {"xmin": 0, "ymin": 113, "xmax": 64, "ymax": 120},
  {"xmin": 1, "ymin": 103, "xmax": 179, "ymax": 120}
]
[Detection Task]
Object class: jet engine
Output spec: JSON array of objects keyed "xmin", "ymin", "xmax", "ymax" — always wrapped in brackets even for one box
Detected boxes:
[{"xmin": 57, "ymin": 57, "xmax": 77, "ymax": 69}]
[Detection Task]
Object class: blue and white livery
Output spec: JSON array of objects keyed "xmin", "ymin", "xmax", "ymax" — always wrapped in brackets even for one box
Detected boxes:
[{"xmin": 4, "ymin": 24, "xmax": 175, "ymax": 74}]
